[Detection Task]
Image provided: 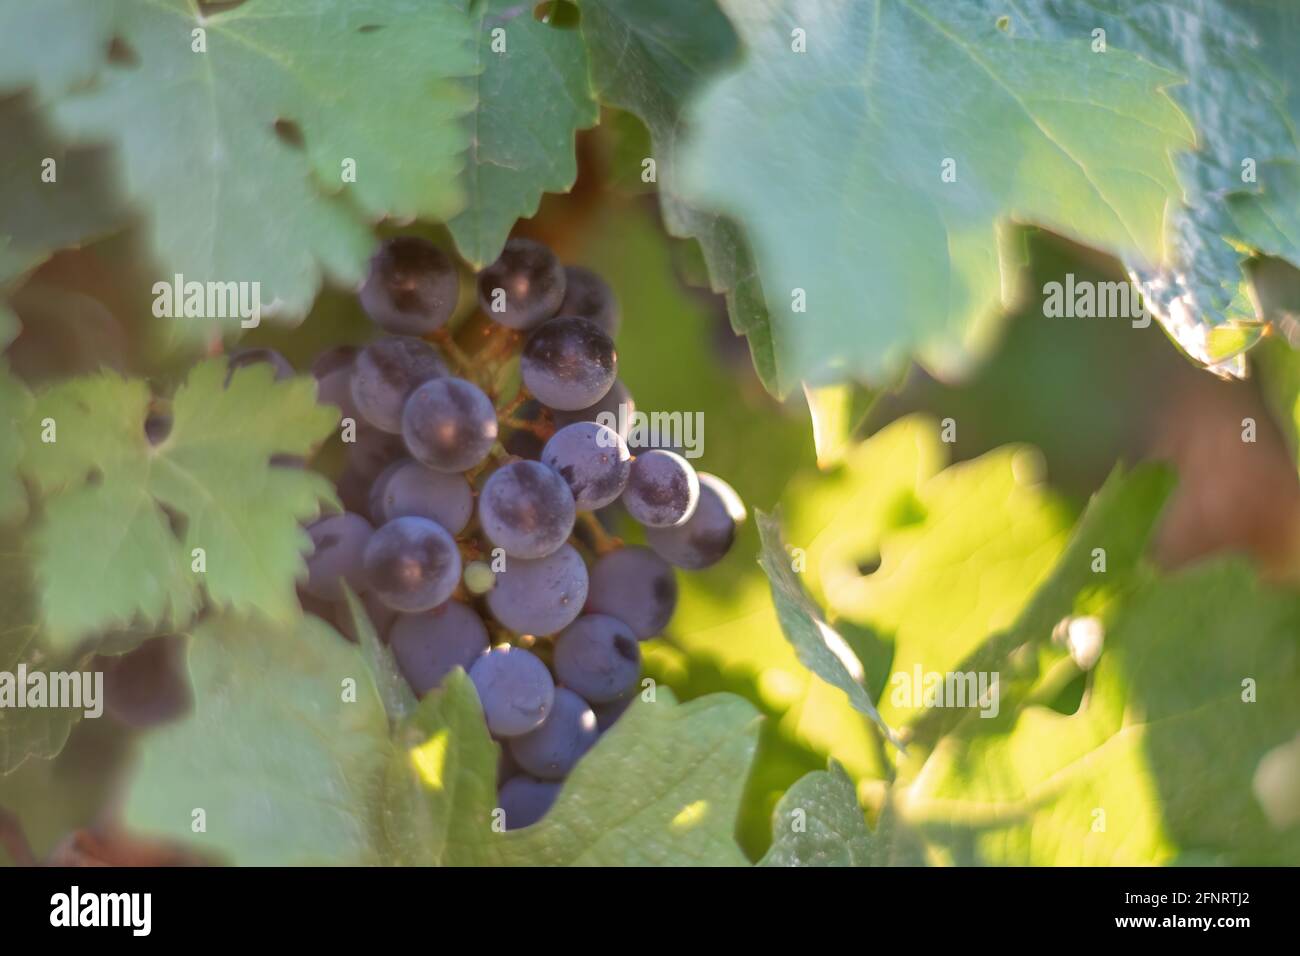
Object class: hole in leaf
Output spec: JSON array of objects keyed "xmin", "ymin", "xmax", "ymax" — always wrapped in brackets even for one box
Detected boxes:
[
  {"xmin": 1044, "ymin": 670, "xmax": 1087, "ymax": 716},
  {"xmin": 533, "ymin": 1, "xmax": 580, "ymax": 29},
  {"xmin": 106, "ymin": 36, "xmax": 140, "ymax": 67},
  {"xmin": 995, "ymin": 15, "xmax": 1011, "ymax": 31},
  {"xmin": 86, "ymin": 467, "xmax": 103, "ymax": 487},
  {"xmin": 144, "ymin": 412, "xmax": 172, "ymax": 446},
  {"xmin": 273, "ymin": 119, "xmax": 305, "ymax": 150},
  {"xmin": 357, "ymin": 24, "xmax": 383, "ymax": 34},
  {"xmin": 855, "ymin": 553, "xmax": 882, "ymax": 576}
]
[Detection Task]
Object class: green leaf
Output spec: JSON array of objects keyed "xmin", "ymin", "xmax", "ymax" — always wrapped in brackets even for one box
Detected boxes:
[
  {"xmin": 0, "ymin": 530, "xmax": 81, "ymax": 773},
  {"xmin": 343, "ymin": 587, "xmax": 416, "ymax": 724},
  {"xmin": 123, "ymin": 613, "xmax": 393, "ymax": 866},
  {"xmin": 489, "ymin": 692, "xmax": 759, "ymax": 865},
  {"xmin": 895, "ymin": 561, "xmax": 1300, "ymax": 865},
  {"xmin": 757, "ymin": 509, "xmax": 900, "ymax": 748},
  {"xmin": 802, "ymin": 382, "xmax": 877, "ymax": 470},
  {"xmin": 759, "ymin": 761, "xmax": 873, "ymax": 866},
  {"xmin": 577, "ymin": 0, "xmax": 787, "ymax": 394},
  {"xmin": 126, "ymin": 609, "xmax": 763, "ymax": 865},
  {"xmin": 678, "ymin": 0, "xmax": 1193, "ymax": 385},
  {"xmin": 21, "ymin": 359, "xmax": 338, "ymax": 647},
  {"xmin": 447, "ymin": 0, "xmax": 598, "ymax": 266},
  {"xmin": 1, "ymin": 0, "xmax": 476, "ymax": 322}
]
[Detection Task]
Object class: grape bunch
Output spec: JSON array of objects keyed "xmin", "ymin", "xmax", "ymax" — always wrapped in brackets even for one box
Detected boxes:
[{"xmin": 282, "ymin": 236, "xmax": 746, "ymax": 831}]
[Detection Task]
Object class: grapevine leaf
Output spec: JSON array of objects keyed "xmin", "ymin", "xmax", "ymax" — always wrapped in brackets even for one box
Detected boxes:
[
  {"xmin": 0, "ymin": 530, "xmax": 82, "ymax": 773},
  {"xmin": 577, "ymin": 0, "xmax": 786, "ymax": 394},
  {"xmin": 123, "ymin": 614, "xmax": 393, "ymax": 866},
  {"xmin": 896, "ymin": 561, "xmax": 1300, "ymax": 865},
  {"xmin": 0, "ymin": 0, "xmax": 476, "ymax": 323},
  {"xmin": 759, "ymin": 761, "xmax": 873, "ymax": 866},
  {"xmin": 21, "ymin": 359, "xmax": 338, "ymax": 648},
  {"xmin": 757, "ymin": 509, "xmax": 901, "ymax": 748},
  {"xmin": 343, "ymin": 587, "xmax": 417, "ymax": 724},
  {"xmin": 678, "ymin": 0, "xmax": 1193, "ymax": 386},
  {"xmin": 489, "ymin": 692, "xmax": 760, "ymax": 865},
  {"xmin": 447, "ymin": 0, "xmax": 598, "ymax": 266}
]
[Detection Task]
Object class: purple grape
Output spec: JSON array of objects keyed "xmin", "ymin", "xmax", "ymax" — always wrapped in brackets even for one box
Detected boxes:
[
  {"xmin": 553, "ymin": 614, "xmax": 641, "ymax": 703},
  {"xmin": 350, "ymin": 335, "xmax": 447, "ymax": 433},
  {"xmin": 486, "ymin": 543, "xmax": 588, "ymax": 635},
  {"xmin": 592, "ymin": 691, "xmax": 635, "ymax": 733},
  {"xmin": 346, "ymin": 425, "xmax": 408, "ymax": 480},
  {"xmin": 559, "ymin": 265, "xmax": 619, "ymax": 338},
  {"xmin": 302, "ymin": 512, "xmax": 374, "ymax": 601},
  {"xmin": 497, "ymin": 775, "xmax": 561, "ymax": 829},
  {"xmin": 508, "ymin": 687, "xmax": 598, "ymax": 780},
  {"xmin": 477, "ymin": 238, "xmax": 566, "ymax": 330},
  {"xmin": 469, "ymin": 645, "xmax": 555, "ymax": 738},
  {"xmin": 586, "ymin": 546, "xmax": 677, "ymax": 639},
  {"xmin": 363, "ymin": 516, "xmax": 462, "ymax": 613},
  {"xmin": 359, "ymin": 236, "xmax": 459, "ymax": 335},
  {"xmin": 368, "ymin": 458, "xmax": 473, "ymax": 534},
  {"xmin": 521, "ymin": 316, "xmax": 617, "ymax": 411},
  {"xmin": 478, "ymin": 460, "xmax": 576, "ymax": 559},
  {"xmin": 622, "ymin": 449, "xmax": 699, "ymax": 528},
  {"xmin": 312, "ymin": 345, "xmax": 360, "ymax": 419},
  {"xmin": 400, "ymin": 376, "xmax": 498, "ymax": 473},
  {"xmin": 645, "ymin": 473, "xmax": 747, "ymax": 570},
  {"xmin": 389, "ymin": 601, "xmax": 490, "ymax": 696},
  {"xmin": 541, "ymin": 421, "xmax": 631, "ymax": 510}
]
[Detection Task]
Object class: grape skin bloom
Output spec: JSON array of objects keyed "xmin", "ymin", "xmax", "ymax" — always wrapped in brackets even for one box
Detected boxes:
[
  {"xmin": 586, "ymin": 546, "xmax": 678, "ymax": 640},
  {"xmin": 369, "ymin": 458, "xmax": 474, "ymax": 534},
  {"xmin": 302, "ymin": 512, "xmax": 373, "ymax": 601},
  {"xmin": 478, "ymin": 460, "xmax": 576, "ymax": 559},
  {"xmin": 486, "ymin": 543, "xmax": 588, "ymax": 635},
  {"xmin": 541, "ymin": 421, "xmax": 631, "ymax": 510},
  {"xmin": 470, "ymin": 645, "xmax": 555, "ymax": 738},
  {"xmin": 508, "ymin": 687, "xmax": 598, "ymax": 779},
  {"xmin": 360, "ymin": 236, "xmax": 459, "ymax": 335},
  {"xmin": 553, "ymin": 614, "xmax": 641, "ymax": 703},
  {"xmin": 389, "ymin": 601, "xmax": 489, "ymax": 696},
  {"xmin": 476, "ymin": 238, "xmax": 566, "ymax": 331},
  {"xmin": 350, "ymin": 335, "xmax": 448, "ymax": 434},
  {"xmin": 400, "ymin": 376, "xmax": 498, "ymax": 473},
  {"xmin": 521, "ymin": 316, "xmax": 617, "ymax": 411},
  {"xmin": 363, "ymin": 516, "xmax": 462, "ymax": 613}
]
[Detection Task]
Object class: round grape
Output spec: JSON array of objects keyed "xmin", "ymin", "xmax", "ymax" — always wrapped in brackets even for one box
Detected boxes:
[
  {"xmin": 486, "ymin": 543, "xmax": 588, "ymax": 635},
  {"xmin": 302, "ymin": 512, "xmax": 373, "ymax": 601},
  {"xmin": 541, "ymin": 421, "xmax": 631, "ymax": 511},
  {"xmin": 558, "ymin": 265, "xmax": 619, "ymax": 338},
  {"xmin": 476, "ymin": 238, "xmax": 566, "ymax": 330},
  {"xmin": 350, "ymin": 335, "xmax": 447, "ymax": 433},
  {"xmin": 593, "ymin": 692, "xmax": 635, "ymax": 733},
  {"xmin": 508, "ymin": 687, "xmax": 598, "ymax": 780},
  {"xmin": 359, "ymin": 236, "xmax": 459, "ymax": 335},
  {"xmin": 369, "ymin": 458, "xmax": 474, "ymax": 534},
  {"xmin": 463, "ymin": 560, "xmax": 496, "ymax": 596},
  {"xmin": 553, "ymin": 614, "xmax": 641, "ymax": 704},
  {"xmin": 469, "ymin": 645, "xmax": 555, "ymax": 738},
  {"xmin": 363, "ymin": 516, "xmax": 462, "ymax": 613},
  {"xmin": 622, "ymin": 449, "xmax": 699, "ymax": 528},
  {"xmin": 389, "ymin": 601, "xmax": 490, "ymax": 696},
  {"xmin": 645, "ymin": 473, "xmax": 747, "ymax": 570},
  {"xmin": 497, "ymin": 775, "xmax": 561, "ymax": 830},
  {"xmin": 312, "ymin": 345, "xmax": 360, "ymax": 419},
  {"xmin": 400, "ymin": 376, "xmax": 498, "ymax": 473},
  {"xmin": 478, "ymin": 460, "xmax": 576, "ymax": 559},
  {"xmin": 346, "ymin": 425, "xmax": 408, "ymax": 480},
  {"xmin": 586, "ymin": 546, "xmax": 677, "ymax": 639},
  {"xmin": 520, "ymin": 316, "xmax": 617, "ymax": 411}
]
